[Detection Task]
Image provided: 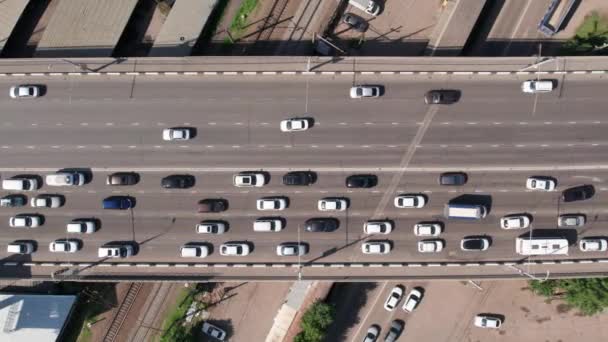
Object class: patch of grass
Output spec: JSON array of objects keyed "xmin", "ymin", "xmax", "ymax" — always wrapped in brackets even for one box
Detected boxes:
[
  {"xmin": 60, "ymin": 283, "xmax": 117, "ymax": 342},
  {"xmin": 159, "ymin": 288, "xmax": 197, "ymax": 342},
  {"xmin": 228, "ymin": 0, "xmax": 259, "ymax": 39},
  {"xmin": 562, "ymin": 11, "xmax": 608, "ymax": 55}
]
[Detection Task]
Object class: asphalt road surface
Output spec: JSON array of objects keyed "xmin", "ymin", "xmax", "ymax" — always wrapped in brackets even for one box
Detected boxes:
[{"xmin": 1, "ymin": 73, "xmax": 607, "ymax": 277}]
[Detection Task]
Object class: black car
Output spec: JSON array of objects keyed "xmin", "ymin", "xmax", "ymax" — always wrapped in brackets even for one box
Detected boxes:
[
  {"xmin": 439, "ymin": 172, "xmax": 467, "ymax": 186},
  {"xmin": 161, "ymin": 175, "xmax": 195, "ymax": 189},
  {"xmin": 424, "ymin": 89, "xmax": 461, "ymax": 105},
  {"xmin": 198, "ymin": 199, "xmax": 227, "ymax": 213},
  {"xmin": 283, "ymin": 171, "xmax": 316, "ymax": 186},
  {"xmin": 106, "ymin": 172, "xmax": 139, "ymax": 186},
  {"xmin": 346, "ymin": 174, "xmax": 378, "ymax": 188},
  {"xmin": 384, "ymin": 319, "xmax": 405, "ymax": 342},
  {"xmin": 305, "ymin": 218, "xmax": 339, "ymax": 232},
  {"xmin": 562, "ymin": 185, "xmax": 594, "ymax": 202},
  {"xmin": 342, "ymin": 12, "xmax": 369, "ymax": 32},
  {"xmin": 460, "ymin": 237, "xmax": 490, "ymax": 251}
]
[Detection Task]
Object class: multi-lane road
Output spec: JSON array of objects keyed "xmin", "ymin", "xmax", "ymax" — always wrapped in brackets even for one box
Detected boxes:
[{"xmin": 1, "ymin": 72, "xmax": 608, "ymax": 280}]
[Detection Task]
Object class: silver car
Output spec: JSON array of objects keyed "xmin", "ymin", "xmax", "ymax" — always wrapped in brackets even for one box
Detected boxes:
[
  {"xmin": 276, "ymin": 243, "xmax": 308, "ymax": 256},
  {"xmin": 558, "ymin": 214, "xmax": 586, "ymax": 228},
  {"xmin": 350, "ymin": 85, "xmax": 380, "ymax": 98}
]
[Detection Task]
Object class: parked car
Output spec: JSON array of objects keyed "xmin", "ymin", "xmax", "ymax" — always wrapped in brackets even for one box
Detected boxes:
[
  {"xmin": 0, "ymin": 194, "xmax": 27, "ymax": 207},
  {"xmin": 346, "ymin": 174, "xmax": 377, "ymax": 188},
  {"xmin": 162, "ymin": 127, "xmax": 191, "ymax": 141},
  {"xmin": 500, "ymin": 214, "xmax": 531, "ymax": 229},
  {"xmin": 579, "ymin": 238, "xmax": 608, "ymax": 252},
  {"xmin": 526, "ymin": 176, "xmax": 556, "ymax": 191},
  {"xmin": 362, "ymin": 241, "xmax": 391, "ymax": 255},
  {"xmin": 474, "ymin": 314, "xmax": 502, "ymax": 329},
  {"xmin": 196, "ymin": 220, "xmax": 227, "ymax": 234},
  {"xmin": 439, "ymin": 172, "xmax": 467, "ymax": 185},
  {"xmin": 342, "ymin": 12, "xmax": 369, "ymax": 32},
  {"xmin": 363, "ymin": 325, "xmax": 380, "ymax": 342},
  {"xmin": 106, "ymin": 172, "xmax": 139, "ymax": 186},
  {"xmin": 283, "ymin": 171, "xmax": 315, "ymax": 185},
  {"xmin": 402, "ymin": 288, "xmax": 422, "ymax": 312},
  {"xmin": 394, "ymin": 194, "xmax": 426, "ymax": 208},
  {"xmin": 562, "ymin": 185, "xmax": 594, "ymax": 202},
  {"xmin": 280, "ymin": 118, "xmax": 310, "ymax": 132},
  {"xmin": 30, "ymin": 194, "xmax": 63, "ymax": 208},
  {"xmin": 276, "ymin": 243, "xmax": 308, "ymax": 256},
  {"xmin": 384, "ymin": 320, "xmax": 405, "ymax": 342},
  {"xmin": 318, "ymin": 198, "xmax": 348, "ymax": 211},
  {"xmin": 257, "ymin": 197, "xmax": 287, "ymax": 211},
  {"xmin": 9, "ymin": 214, "xmax": 42, "ymax": 228},
  {"xmin": 460, "ymin": 237, "xmax": 490, "ymax": 251},
  {"xmin": 350, "ymin": 85, "xmax": 380, "ymax": 98},
  {"xmin": 305, "ymin": 218, "xmax": 339, "ymax": 232},
  {"xmin": 202, "ymin": 322, "xmax": 226, "ymax": 341},
  {"xmin": 49, "ymin": 240, "xmax": 80, "ymax": 253},
  {"xmin": 233, "ymin": 172, "xmax": 266, "ymax": 187},
  {"xmin": 198, "ymin": 199, "xmax": 227, "ymax": 213},
  {"xmin": 418, "ymin": 240, "xmax": 444, "ymax": 253},
  {"xmin": 364, "ymin": 220, "xmax": 392, "ymax": 234},
  {"xmin": 219, "ymin": 243, "xmax": 250, "ymax": 256},
  {"xmin": 161, "ymin": 175, "xmax": 195, "ymax": 189},
  {"xmin": 413, "ymin": 222, "xmax": 442, "ymax": 236},
  {"xmin": 9, "ymin": 85, "xmax": 40, "ymax": 98},
  {"xmin": 424, "ymin": 89, "xmax": 460, "ymax": 104},
  {"xmin": 558, "ymin": 214, "xmax": 586, "ymax": 228},
  {"xmin": 383, "ymin": 286, "xmax": 404, "ymax": 311}
]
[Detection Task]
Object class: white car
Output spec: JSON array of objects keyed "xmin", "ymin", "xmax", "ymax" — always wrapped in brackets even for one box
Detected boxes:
[
  {"xmin": 363, "ymin": 325, "xmax": 380, "ymax": 342},
  {"xmin": 280, "ymin": 118, "xmax": 310, "ymax": 132},
  {"xmin": 45, "ymin": 172, "xmax": 85, "ymax": 186},
  {"xmin": 162, "ymin": 128, "xmax": 191, "ymax": 141},
  {"xmin": 579, "ymin": 238, "xmax": 608, "ymax": 252},
  {"xmin": 394, "ymin": 194, "xmax": 426, "ymax": 208},
  {"xmin": 350, "ymin": 85, "xmax": 380, "ymax": 98},
  {"xmin": 9, "ymin": 85, "xmax": 40, "ymax": 98},
  {"xmin": 257, "ymin": 197, "xmax": 287, "ymax": 211},
  {"xmin": 558, "ymin": 214, "xmax": 586, "ymax": 228},
  {"xmin": 233, "ymin": 172, "xmax": 266, "ymax": 187},
  {"xmin": 30, "ymin": 195, "xmax": 62, "ymax": 208},
  {"xmin": 66, "ymin": 220, "xmax": 96, "ymax": 234},
  {"xmin": 318, "ymin": 198, "xmax": 347, "ymax": 211},
  {"xmin": 402, "ymin": 288, "xmax": 422, "ymax": 312},
  {"xmin": 474, "ymin": 315, "xmax": 502, "ymax": 329},
  {"xmin": 363, "ymin": 221, "xmax": 392, "ymax": 234},
  {"xmin": 220, "ymin": 243, "xmax": 250, "ymax": 256},
  {"xmin": 526, "ymin": 177, "xmax": 556, "ymax": 191},
  {"xmin": 49, "ymin": 240, "xmax": 80, "ymax": 253},
  {"xmin": 180, "ymin": 245, "xmax": 209, "ymax": 258},
  {"xmin": 383, "ymin": 286, "xmax": 404, "ymax": 311},
  {"xmin": 202, "ymin": 322, "xmax": 226, "ymax": 341},
  {"xmin": 276, "ymin": 243, "xmax": 308, "ymax": 256},
  {"xmin": 98, "ymin": 245, "xmax": 134, "ymax": 258},
  {"xmin": 417, "ymin": 240, "xmax": 444, "ymax": 253},
  {"xmin": 500, "ymin": 215, "xmax": 531, "ymax": 229},
  {"xmin": 361, "ymin": 241, "xmax": 391, "ymax": 254},
  {"xmin": 413, "ymin": 222, "xmax": 442, "ymax": 236},
  {"xmin": 9, "ymin": 215, "xmax": 42, "ymax": 228},
  {"xmin": 196, "ymin": 221, "xmax": 226, "ymax": 234}
]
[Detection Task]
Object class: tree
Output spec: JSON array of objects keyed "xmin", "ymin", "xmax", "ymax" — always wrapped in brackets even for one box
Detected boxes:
[
  {"xmin": 529, "ymin": 279, "xmax": 559, "ymax": 297},
  {"xmin": 529, "ymin": 278, "xmax": 608, "ymax": 316},
  {"xmin": 294, "ymin": 301, "xmax": 336, "ymax": 342}
]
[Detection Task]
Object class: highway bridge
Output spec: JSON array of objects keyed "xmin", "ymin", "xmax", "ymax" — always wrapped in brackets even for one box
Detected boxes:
[{"xmin": 1, "ymin": 56, "xmax": 608, "ymax": 281}]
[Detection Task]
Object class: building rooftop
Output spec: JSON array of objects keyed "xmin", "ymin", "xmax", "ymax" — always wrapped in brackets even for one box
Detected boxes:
[
  {"xmin": 0, "ymin": 293, "xmax": 76, "ymax": 342},
  {"xmin": 149, "ymin": 0, "xmax": 218, "ymax": 57},
  {"xmin": 0, "ymin": 0, "xmax": 29, "ymax": 54},
  {"xmin": 35, "ymin": 0, "xmax": 138, "ymax": 57}
]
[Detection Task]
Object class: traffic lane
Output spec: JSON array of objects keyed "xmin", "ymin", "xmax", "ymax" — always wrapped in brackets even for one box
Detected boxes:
[{"xmin": 0, "ymin": 76, "xmax": 135, "ymax": 101}]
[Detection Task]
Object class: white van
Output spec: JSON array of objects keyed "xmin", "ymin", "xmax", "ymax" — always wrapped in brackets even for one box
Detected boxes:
[
  {"xmin": 253, "ymin": 218, "xmax": 284, "ymax": 232},
  {"xmin": 46, "ymin": 172, "xmax": 85, "ymax": 186},
  {"xmin": 349, "ymin": 0, "xmax": 380, "ymax": 16},
  {"xmin": 521, "ymin": 80, "xmax": 555, "ymax": 93},
  {"xmin": 7, "ymin": 242, "xmax": 34, "ymax": 254},
  {"xmin": 2, "ymin": 178, "xmax": 38, "ymax": 191},
  {"xmin": 444, "ymin": 204, "xmax": 487, "ymax": 220}
]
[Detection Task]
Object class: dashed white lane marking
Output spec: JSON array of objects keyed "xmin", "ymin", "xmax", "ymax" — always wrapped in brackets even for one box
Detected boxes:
[
  {"xmin": 208, "ymin": 122, "xmax": 217, "ymax": 125},
  {"xmin": 80, "ymin": 123, "xmax": 88, "ymax": 126}
]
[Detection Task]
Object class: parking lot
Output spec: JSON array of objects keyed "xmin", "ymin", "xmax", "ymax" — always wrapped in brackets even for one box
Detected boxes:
[{"xmin": 331, "ymin": 0, "xmax": 441, "ymax": 55}]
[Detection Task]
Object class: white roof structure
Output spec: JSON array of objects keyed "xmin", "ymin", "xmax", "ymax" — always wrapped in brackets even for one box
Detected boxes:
[
  {"xmin": 149, "ymin": 0, "xmax": 218, "ymax": 56},
  {"xmin": 35, "ymin": 0, "xmax": 138, "ymax": 57},
  {"xmin": 0, "ymin": 293, "xmax": 76, "ymax": 341},
  {"xmin": 0, "ymin": 0, "xmax": 29, "ymax": 54}
]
